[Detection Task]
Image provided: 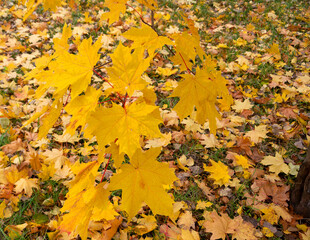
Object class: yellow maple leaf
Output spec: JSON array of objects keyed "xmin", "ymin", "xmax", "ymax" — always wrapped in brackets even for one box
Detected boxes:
[
  {"xmin": 65, "ymin": 86, "xmax": 101, "ymax": 135},
  {"xmin": 86, "ymin": 102, "xmax": 162, "ymax": 158},
  {"xmin": 260, "ymin": 207, "xmax": 279, "ymax": 224},
  {"xmin": 267, "ymin": 43, "xmax": 281, "ymax": 61},
  {"xmin": 101, "ymin": 0, "xmax": 127, "ymax": 24},
  {"xmin": 108, "ymin": 148, "xmax": 177, "ymax": 220},
  {"xmin": 181, "ymin": 229, "xmax": 200, "ymax": 240},
  {"xmin": 170, "ymin": 65, "xmax": 231, "ymax": 134},
  {"xmin": 42, "ymin": 0, "xmax": 61, "ymax": 11},
  {"xmin": 0, "ymin": 201, "xmax": 6, "ymax": 218},
  {"xmin": 231, "ymin": 215, "xmax": 257, "ymax": 240},
  {"xmin": 24, "ymin": 54, "xmax": 53, "ymax": 85},
  {"xmin": 261, "ymin": 152, "xmax": 290, "ymax": 175},
  {"xmin": 107, "ymin": 44, "xmax": 151, "ymax": 96},
  {"xmin": 54, "ymin": 132, "xmax": 80, "ymax": 144},
  {"xmin": 156, "ymin": 67, "xmax": 178, "ymax": 76},
  {"xmin": 234, "ymin": 154, "xmax": 250, "ymax": 169},
  {"xmin": 37, "ymin": 98, "xmax": 63, "ymax": 140},
  {"xmin": 50, "ymin": 37, "xmax": 102, "ymax": 100},
  {"xmin": 136, "ymin": 0, "xmax": 157, "ymax": 9},
  {"xmin": 233, "ymin": 38, "xmax": 247, "ymax": 46},
  {"xmin": 123, "ymin": 23, "xmax": 174, "ymax": 57},
  {"xmin": 29, "ymin": 36, "xmax": 101, "ymax": 102},
  {"xmin": 53, "ymin": 23, "xmax": 72, "ymax": 56},
  {"xmin": 170, "ymin": 32, "xmax": 205, "ymax": 72},
  {"xmin": 21, "ymin": 0, "xmax": 63, "ymax": 21},
  {"xmin": 106, "ymin": 142, "xmax": 125, "ymax": 169},
  {"xmin": 20, "ymin": 0, "xmax": 42, "ymax": 21},
  {"xmin": 271, "ymin": 204, "xmax": 292, "ymax": 222},
  {"xmin": 37, "ymin": 163, "xmax": 56, "ymax": 181},
  {"xmin": 26, "ymin": 146, "xmax": 42, "ymax": 171},
  {"xmin": 204, "ymin": 160, "xmax": 230, "ymax": 186},
  {"xmin": 5, "ymin": 166, "xmax": 28, "ymax": 185},
  {"xmin": 67, "ymin": 160, "xmax": 103, "ymax": 198},
  {"xmin": 42, "ymin": 149, "xmax": 67, "ymax": 170},
  {"xmin": 24, "ymin": 35, "xmax": 102, "ymax": 139},
  {"xmin": 196, "ymin": 200, "xmax": 213, "ymax": 210},
  {"xmin": 60, "ymin": 183, "xmax": 117, "ymax": 240}
]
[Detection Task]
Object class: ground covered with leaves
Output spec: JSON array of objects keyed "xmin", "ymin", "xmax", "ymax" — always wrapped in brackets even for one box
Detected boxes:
[{"xmin": 0, "ymin": 0, "xmax": 310, "ymax": 239}]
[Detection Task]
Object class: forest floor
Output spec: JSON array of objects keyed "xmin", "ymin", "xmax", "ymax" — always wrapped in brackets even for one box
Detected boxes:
[{"xmin": 0, "ymin": 0, "xmax": 310, "ymax": 239}]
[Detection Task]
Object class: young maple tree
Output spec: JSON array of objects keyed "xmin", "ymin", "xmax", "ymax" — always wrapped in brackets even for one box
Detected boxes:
[{"xmin": 21, "ymin": 0, "xmax": 232, "ymax": 238}]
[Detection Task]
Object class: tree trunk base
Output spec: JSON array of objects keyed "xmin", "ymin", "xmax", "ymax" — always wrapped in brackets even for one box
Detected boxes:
[{"xmin": 290, "ymin": 146, "xmax": 310, "ymax": 218}]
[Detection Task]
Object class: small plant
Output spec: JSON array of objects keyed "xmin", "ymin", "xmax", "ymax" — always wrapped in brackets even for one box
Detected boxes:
[{"xmin": 18, "ymin": 0, "xmax": 232, "ymax": 238}]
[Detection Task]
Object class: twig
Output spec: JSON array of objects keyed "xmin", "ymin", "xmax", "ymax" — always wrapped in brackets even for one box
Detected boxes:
[
  {"xmin": 151, "ymin": 10, "xmax": 154, "ymax": 29},
  {"xmin": 126, "ymin": 3, "xmax": 157, "ymax": 32}
]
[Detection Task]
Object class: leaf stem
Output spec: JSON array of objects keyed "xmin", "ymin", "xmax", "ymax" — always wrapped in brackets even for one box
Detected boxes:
[
  {"xmin": 101, "ymin": 153, "xmax": 112, "ymax": 183},
  {"xmin": 93, "ymin": 68, "xmax": 123, "ymax": 101},
  {"xmin": 93, "ymin": 69, "xmax": 113, "ymax": 88},
  {"xmin": 61, "ymin": 88, "xmax": 71, "ymax": 115},
  {"xmin": 122, "ymin": 93, "xmax": 128, "ymax": 108},
  {"xmin": 122, "ymin": 93, "xmax": 128, "ymax": 114},
  {"xmin": 63, "ymin": 88, "xmax": 71, "ymax": 107},
  {"xmin": 178, "ymin": 52, "xmax": 193, "ymax": 74}
]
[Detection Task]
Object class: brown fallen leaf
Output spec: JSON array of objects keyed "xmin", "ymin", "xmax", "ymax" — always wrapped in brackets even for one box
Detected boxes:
[
  {"xmin": 177, "ymin": 210, "xmax": 196, "ymax": 230},
  {"xmin": 253, "ymin": 179, "xmax": 289, "ymax": 207},
  {"xmin": 159, "ymin": 222, "xmax": 181, "ymax": 239},
  {"xmin": 203, "ymin": 211, "xmax": 235, "ymax": 240},
  {"xmin": 15, "ymin": 177, "xmax": 39, "ymax": 197},
  {"xmin": 1, "ymin": 138, "xmax": 26, "ymax": 155}
]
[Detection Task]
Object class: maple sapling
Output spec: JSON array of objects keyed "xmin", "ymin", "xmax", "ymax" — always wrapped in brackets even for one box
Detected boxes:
[{"xmin": 18, "ymin": 0, "xmax": 232, "ymax": 239}]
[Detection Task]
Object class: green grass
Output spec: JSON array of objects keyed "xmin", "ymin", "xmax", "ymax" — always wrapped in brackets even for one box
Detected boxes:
[
  {"xmin": 0, "ymin": 131, "xmax": 10, "ymax": 147},
  {"xmin": 0, "ymin": 180, "xmax": 67, "ymax": 239},
  {"xmin": 173, "ymin": 182, "xmax": 205, "ymax": 203}
]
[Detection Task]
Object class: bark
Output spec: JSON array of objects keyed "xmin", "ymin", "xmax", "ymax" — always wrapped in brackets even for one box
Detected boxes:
[{"xmin": 290, "ymin": 145, "xmax": 310, "ymax": 217}]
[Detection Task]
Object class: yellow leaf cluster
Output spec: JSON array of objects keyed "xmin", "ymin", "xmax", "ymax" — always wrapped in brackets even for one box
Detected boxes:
[{"xmin": 18, "ymin": 2, "xmax": 233, "ymax": 239}]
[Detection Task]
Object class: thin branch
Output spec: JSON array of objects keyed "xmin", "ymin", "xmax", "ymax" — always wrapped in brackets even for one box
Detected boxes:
[
  {"xmin": 151, "ymin": 10, "xmax": 154, "ymax": 29},
  {"xmin": 165, "ymin": 44, "xmax": 175, "ymax": 56},
  {"xmin": 178, "ymin": 52, "xmax": 194, "ymax": 74},
  {"xmin": 126, "ymin": 3, "xmax": 156, "ymax": 32}
]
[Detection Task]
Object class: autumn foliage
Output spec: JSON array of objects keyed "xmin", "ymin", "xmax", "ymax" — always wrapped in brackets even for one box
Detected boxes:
[
  {"xmin": 1, "ymin": 0, "xmax": 310, "ymax": 239},
  {"xmin": 8, "ymin": 0, "xmax": 232, "ymax": 238}
]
